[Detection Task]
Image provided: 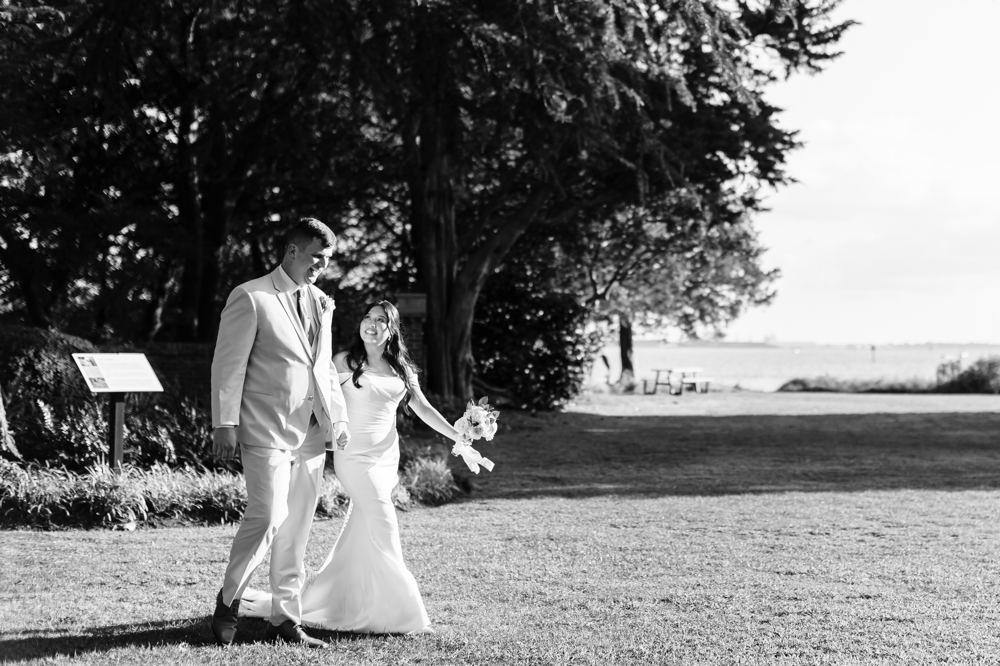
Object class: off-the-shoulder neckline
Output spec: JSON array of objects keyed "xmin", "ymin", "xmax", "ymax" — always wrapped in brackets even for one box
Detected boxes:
[{"xmin": 337, "ymin": 370, "xmax": 400, "ymax": 379}]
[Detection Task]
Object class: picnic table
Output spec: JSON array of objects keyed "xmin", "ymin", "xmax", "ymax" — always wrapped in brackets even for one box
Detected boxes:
[{"xmin": 643, "ymin": 367, "xmax": 712, "ymax": 395}]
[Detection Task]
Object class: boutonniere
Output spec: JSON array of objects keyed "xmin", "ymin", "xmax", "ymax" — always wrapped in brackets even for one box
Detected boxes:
[{"xmin": 318, "ymin": 295, "xmax": 333, "ymax": 314}]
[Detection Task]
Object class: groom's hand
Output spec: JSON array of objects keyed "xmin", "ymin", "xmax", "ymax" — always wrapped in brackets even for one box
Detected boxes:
[
  {"xmin": 333, "ymin": 421, "xmax": 350, "ymax": 449},
  {"xmin": 213, "ymin": 427, "xmax": 238, "ymax": 460}
]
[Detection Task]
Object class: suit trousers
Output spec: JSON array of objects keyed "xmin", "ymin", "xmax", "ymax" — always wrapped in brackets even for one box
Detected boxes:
[{"xmin": 221, "ymin": 420, "xmax": 326, "ymax": 625}]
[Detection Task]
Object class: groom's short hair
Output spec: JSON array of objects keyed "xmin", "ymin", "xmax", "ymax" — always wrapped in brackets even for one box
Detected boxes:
[{"xmin": 286, "ymin": 218, "xmax": 336, "ymax": 250}]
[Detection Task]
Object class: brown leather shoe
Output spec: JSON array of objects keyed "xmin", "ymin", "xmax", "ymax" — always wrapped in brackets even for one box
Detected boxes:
[
  {"xmin": 265, "ymin": 619, "xmax": 329, "ymax": 649},
  {"xmin": 210, "ymin": 589, "xmax": 241, "ymax": 646}
]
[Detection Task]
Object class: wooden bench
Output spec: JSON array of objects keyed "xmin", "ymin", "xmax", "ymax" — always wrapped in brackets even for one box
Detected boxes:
[
  {"xmin": 679, "ymin": 375, "xmax": 712, "ymax": 394},
  {"xmin": 643, "ymin": 367, "xmax": 710, "ymax": 395}
]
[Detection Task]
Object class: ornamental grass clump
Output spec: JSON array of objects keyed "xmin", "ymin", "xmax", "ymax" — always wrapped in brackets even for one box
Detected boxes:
[
  {"xmin": 71, "ymin": 463, "xmax": 149, "ymax": 527},
  {"xmin": 0, "ymin": 461, "xmax": 247, "ymax": 528},
  {"xmin": 1, "ymin": 448, "xmax": 460, "ymax": 529},
  {"xmin": 142, "ymin": 464, "xmax": 246, "ymax": 524},
  {"xmin": 0, "ymin": 460, "xmax": 146, "ymax": 528},
  {"xmin": 0, "ymin": 459, "xmax": 74, "ymax": 527}
]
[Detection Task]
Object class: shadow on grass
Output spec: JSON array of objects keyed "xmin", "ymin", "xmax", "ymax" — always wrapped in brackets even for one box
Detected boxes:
[
  {"xmin": 0, "ymin": 618, "xmax": 211, "ymax": 662},
  {"xmin": 0, "ymin": 616, "xmax": 385, "ymax": 662},
  {"xmin": 466, "ymin": 411, "xmax": 1000, "ymax": 499}
]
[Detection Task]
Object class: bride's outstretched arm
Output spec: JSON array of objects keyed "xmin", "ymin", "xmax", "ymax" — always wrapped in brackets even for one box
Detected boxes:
[{"xmin": 407, "ymin": 382, "xmax": 461, "ymax": 442}]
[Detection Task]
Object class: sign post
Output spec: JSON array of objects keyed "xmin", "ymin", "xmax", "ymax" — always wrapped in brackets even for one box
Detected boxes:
[
  {"xmin": 72, "ymin": 354, "xmax": 164, "ymax": 469},
  {"xmin": 107, "ymin": 392, "xmax": 126, "ymax": 468}
]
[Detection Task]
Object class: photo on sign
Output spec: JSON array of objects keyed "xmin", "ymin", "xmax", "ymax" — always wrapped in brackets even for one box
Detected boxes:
[
  {"xmin": 88, "ymin": 377, "xmax": 109, "ymax": 389},
  {"xmin": 78, "ymin": 356, "xmax": 97, "ymax": 367}
]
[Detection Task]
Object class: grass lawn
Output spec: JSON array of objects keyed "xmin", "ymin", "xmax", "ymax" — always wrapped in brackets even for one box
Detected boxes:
[{"xmin": 3, "ymin": 391, "xmax": 1000, "ymax": 665}]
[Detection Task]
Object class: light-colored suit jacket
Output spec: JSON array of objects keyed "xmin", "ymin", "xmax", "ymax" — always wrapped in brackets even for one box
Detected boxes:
[{"xmin": 211, "ymin": 266, "xmax": 349, "ymax": 450}]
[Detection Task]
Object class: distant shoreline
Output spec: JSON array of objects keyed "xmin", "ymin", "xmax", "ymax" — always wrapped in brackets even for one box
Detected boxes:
[{"xmin": 629, "ymin": 340, "xmax": 1000, "ymax": 350}]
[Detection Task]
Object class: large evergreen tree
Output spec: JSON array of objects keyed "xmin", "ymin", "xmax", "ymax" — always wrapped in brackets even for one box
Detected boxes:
[
  {"xmin": 1, "ymin": 1, "xmax": 853, "ymax": 401},
  {"xmin": 0, "ymin": 1, "xmax": 390, "ymax": 340},
  {"xmin": 341, "ymin": 0, "xmax": 853, "ymax": 398}
]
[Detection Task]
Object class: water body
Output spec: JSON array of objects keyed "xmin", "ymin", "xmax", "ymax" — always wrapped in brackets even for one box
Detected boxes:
[{"xmin": 592, "ymin": 342, "xmax": 1000, "ymax": 392}]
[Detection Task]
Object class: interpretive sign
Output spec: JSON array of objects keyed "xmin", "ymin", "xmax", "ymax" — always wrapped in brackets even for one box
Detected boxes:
[
  {"xmin": 71, "ymin": 353, "xmax": 164, "ymax": 469},
  {"xmin": 72, "ymin": 353, "xmax": 164, "ymax": 393}
]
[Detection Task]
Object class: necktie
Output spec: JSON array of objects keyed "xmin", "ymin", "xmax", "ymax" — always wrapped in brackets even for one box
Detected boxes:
[{"xmin": 296, "ymin": 290, "xmax": 314, "ymax": 344}]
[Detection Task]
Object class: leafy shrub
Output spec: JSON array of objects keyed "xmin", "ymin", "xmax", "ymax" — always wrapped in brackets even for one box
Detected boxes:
[
  {"xmin": 781, "ymin": 358, "xmax": 1000, "ymax": 395},
  {"xmin": 17, "ymin": 400, "xmax": 109, "ymax": 469},
  {"xmin": 0, "ymin": 325, "xmax": 101, "ymax": 463},
  {"xmin": 474, "ymin": 272, "xmax": 603, "ymax": 410},
  {"xmin": 162, "ymin": 397, "xmax": 222, "ymax": 470},
  {"xmin": 0, "ymin": 325, "xmax": 98, "ymax": 416},
  {"xmin": 318, "ymin": 468, "xmax": 414, "ymax": 515},
  {"xmin": 397, "ymin": 432, "xmax": 446, "ymax": 469},
  {"xmin": 391, "ymin": 483, "xmax": 413, "ymax": 510},
  {"xmin": 936, "ymin": 358, "xmax": 963, "ymax": 384},
  {"xmin": 779, "ymin": 376, "xmax": 935, "ymax": 393},
  {"xmin": 11, "ymin": 392, "xmax": 226, "ymax": 474},
  {"xmin": 316, "ymin": 472, "xmax": 350, "ymax": 518},
  {"xmin": 123, "ymin": 396, "xmax": 234, "ymax": 473},
  {"xmin": 938, "ymin": 356, "xmax": 1000, "ymax": 394},
  {"xmin": 399, "ymin": 456, "xmax": 459, "ymax": 506},
  {"xmin": 121, "ymin": 408, "xmax": 179, "ymax": 467},
  {"xmin": 0, "ymin": 324, "xmax": 230, "ymax": 472}
]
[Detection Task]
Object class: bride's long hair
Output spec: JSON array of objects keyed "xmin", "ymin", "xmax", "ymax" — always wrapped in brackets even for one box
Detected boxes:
[{"xmin": 345, "ymin": 300, "xmax": 419, "ymax": 407}]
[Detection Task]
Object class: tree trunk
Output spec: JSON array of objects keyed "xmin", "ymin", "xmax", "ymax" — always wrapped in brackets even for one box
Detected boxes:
[
  {"xmin": 407, "ymin": 14, "xmax": 459, "ymax": 399},
  {"xmin": 0, "ymin": 232, "xmax": 52, "ymax": 330},
  {"xmin": 0, "ymin": 385, "xmax": 19, "ymax": 459},
  {"xmin": 404, "ymin": 8, "xmax": 555, "ymax": 400},
  {"xmin": 16, "ymin": 267, "xmax": 51, "ymax": 330},
  {"xmin": 140, "ymin": 261, "xmax": 175, "ymax": 342},
  {"xmin": 197, "ymin": 169, "xmax": 232, "ymax": 341},
  {"xmin": 619, "ymin": 311, "xmax": 635, "ymax": 388},
  {"xmin": 410, "ymin": 130, "xmax": 457, "ymax": 398},
  {"xmin": 174, "ymin": 99, "xmax": 204, "ymax": 342}
]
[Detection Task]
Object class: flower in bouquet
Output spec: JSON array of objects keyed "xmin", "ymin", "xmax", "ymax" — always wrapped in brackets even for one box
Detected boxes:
[
  {"xmin": 454, "ymin": 400, "xmax": 499, "ymax": 443},
  {"xmin": 452, "ymin": 397, "xmax": 500, "ymax": 474}
]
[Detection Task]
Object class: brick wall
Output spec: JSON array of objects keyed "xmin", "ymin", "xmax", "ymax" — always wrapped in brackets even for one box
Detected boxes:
[{"xmin": 400, "ymin": 316, "xmax": 426, "ymax": 371}]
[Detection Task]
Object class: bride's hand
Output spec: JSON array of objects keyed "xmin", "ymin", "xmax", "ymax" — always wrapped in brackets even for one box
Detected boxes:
[{"xmin": 333, "ymin": 421, "xmax": 350, "ymax": 449}]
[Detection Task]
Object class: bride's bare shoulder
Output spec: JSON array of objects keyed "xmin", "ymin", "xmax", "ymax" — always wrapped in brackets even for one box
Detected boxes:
[{"xmin": 332, "ymin": 351, "xmax": 351, "ymax": 373}]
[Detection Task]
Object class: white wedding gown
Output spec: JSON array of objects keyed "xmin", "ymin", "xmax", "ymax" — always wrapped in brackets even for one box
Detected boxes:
[{"xmin": 240, "ymin": 371, "xmax": 432, "ymax": 634}]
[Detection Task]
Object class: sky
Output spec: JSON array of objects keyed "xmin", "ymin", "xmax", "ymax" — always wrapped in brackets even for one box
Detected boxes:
[{"xmin": 723, "ymin": 0, "xmax": 1000, "ymax": 345}]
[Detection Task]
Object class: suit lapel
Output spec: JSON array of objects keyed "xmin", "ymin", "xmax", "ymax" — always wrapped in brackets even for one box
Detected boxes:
[{"xmin": 271, "ymin": 273, "xmax": 315, "ymax": 361}]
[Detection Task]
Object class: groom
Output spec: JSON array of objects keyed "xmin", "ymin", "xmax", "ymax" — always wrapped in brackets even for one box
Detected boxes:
[{"xmin": 209, "ymin": 218, "xmax": 349, "ymax": 648}]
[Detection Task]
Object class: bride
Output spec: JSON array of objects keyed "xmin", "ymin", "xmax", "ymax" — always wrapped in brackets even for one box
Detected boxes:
[{"xmin": 241, "ymin": 300, "xmax": 462, "ymax": 634}]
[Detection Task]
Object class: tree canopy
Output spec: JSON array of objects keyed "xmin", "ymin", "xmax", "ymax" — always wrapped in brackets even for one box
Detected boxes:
[{"xmin": 0, "ymin": 0, "xmax": 854, "ymax": 400}]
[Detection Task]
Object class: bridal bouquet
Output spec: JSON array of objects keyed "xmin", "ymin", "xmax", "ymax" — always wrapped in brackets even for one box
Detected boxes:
[{"xmin": 451, "ymin": 397, "xmax": 500, "ymax": 474}]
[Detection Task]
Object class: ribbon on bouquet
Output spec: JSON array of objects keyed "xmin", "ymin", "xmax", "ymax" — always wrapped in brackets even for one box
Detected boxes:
[{"xmin": 452, "ymin": 440, "xmax": 495, "ymax": 474}]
